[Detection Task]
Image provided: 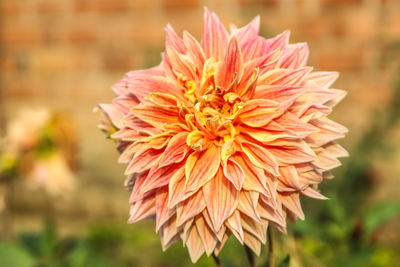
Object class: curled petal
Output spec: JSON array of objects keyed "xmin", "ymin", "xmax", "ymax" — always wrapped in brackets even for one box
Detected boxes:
[{"xmin": 223, "ymin": 157, "xmax": 245, "ymax": 190}]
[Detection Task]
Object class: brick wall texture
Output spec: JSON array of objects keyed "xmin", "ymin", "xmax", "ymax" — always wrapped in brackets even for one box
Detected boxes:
[{"xmin": 1, "ymin": 0, "xmax": 400, "ymax": 234}]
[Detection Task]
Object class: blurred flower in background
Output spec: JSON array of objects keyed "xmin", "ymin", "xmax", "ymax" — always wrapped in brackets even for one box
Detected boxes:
[{"xmin": 0, "ymin": 108, "xmax": 77, "ymax": 197}]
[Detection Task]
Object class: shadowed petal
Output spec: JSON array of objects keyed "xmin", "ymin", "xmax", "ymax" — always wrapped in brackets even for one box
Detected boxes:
[
  {"xmin": 280, "ymin": 192, "xmax": 305, "ymax": 220},
  {"xmin": 195, "ymin": 215, "xmax": 218, "ymax": 256},
  {"xmin": 186, "ymin": 226, "xmax": 206, "ymax": 263}
]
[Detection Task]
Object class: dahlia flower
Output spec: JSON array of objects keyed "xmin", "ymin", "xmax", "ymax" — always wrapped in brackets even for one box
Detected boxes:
[{"xmin": 99, "ymin": 9, "xmax": 348, "ymax": 262}]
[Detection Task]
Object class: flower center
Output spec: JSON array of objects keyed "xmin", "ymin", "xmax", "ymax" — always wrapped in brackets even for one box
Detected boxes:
[{"xmin": 179, "ymin": 72, "xmax": 244, "ymax": 143}]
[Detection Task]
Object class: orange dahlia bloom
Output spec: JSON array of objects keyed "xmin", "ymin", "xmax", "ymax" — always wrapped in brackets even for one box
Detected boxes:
[{"xmin": 100, "ymin": 9, "xmax": 348, "ymax": 262}]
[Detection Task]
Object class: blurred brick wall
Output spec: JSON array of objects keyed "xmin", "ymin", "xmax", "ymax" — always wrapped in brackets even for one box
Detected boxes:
[{"xmin": 1, "ymin": 0, "xmax": 399, "ymax": 233}]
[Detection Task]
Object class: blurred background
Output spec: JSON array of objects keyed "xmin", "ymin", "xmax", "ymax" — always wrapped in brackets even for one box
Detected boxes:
[{"xmin": 1, "ymin": 0, "xmax": 400, "ymax": 266}]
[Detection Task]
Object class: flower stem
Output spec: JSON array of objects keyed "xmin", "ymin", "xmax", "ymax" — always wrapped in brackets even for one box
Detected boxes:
[
  {"xmin": 267, "ymin": 227, "xmax": 275, "ymax": 267},
  {"xmin": 244, "ymin": 245, "xmax": 256, "ymax": 267},
  {"xmin": 212, "ymin": 253, "xmax": 223, "ymax": 267}
]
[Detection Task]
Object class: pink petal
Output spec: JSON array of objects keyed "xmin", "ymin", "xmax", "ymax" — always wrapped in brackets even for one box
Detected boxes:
[
  {"xmin": 201, "ymin": 8, "xmax": 228, "ymax": 60},
  {"xmin": 215, "ymin": 36, "xmax": 243, "ymax": 90}
]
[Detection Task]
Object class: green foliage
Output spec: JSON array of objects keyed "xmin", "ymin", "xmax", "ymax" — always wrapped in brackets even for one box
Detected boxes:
[
  {"xmin": 362, "ymin": 202, "xmax": 400, "ymax": 240},
  {"xmin": 0, "ymin": 242, "xmax": 35, "ymax": 267}
]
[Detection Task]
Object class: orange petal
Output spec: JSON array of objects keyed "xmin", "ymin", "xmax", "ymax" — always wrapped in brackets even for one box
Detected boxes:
[
  {"xmin": 253, "ymin": 85, "xmax": 305, "ymax": 103},
  {"xmin": 280, "ymin": 192, "xmax": 305, "ymax": 220},
  {"xmin": 223, "ymin": 157, "xmax": 245, "ymax": 190},
  {"xmin": 301, "ymin": 186, "xmax": 328, "ymax": 200},
  {"xmin": 128, "ymin": 192, "xmax": 156, "ymax": 223},
  {"xmin": 241, "ymin": 213, "xmax": 267, "ymax": 243},
  {"xmin": 278, "ymin": 165, "xmax": 304, "ymax": 192},
  {"xmin": 213, "ymin": 232, "xmax": 229, "ymax": 256},
  {"xmin": 239, "ymin": 125, "xmax": 297, "ymax": 144},
  {"xmin": 314, "ymin": 149, "xmax": 342, "ymax": 170},
  {"xmin": 267, "ymin": 30, "xmax": 290, "ymax": 51},
  {"xmin": 183, "ymin": 31, "xmax": 205, "ymax": 72},
  {"xmin": 307, "ymin": 71, "xmax": 339, "ymax": 88},
  {"xmin": 185, "ymin": 144, "xmax": 220, "ymax": 194},
  {"xmin": 125, "ymin": 75, "xmax": 184, "ymax": 102},
  {"xmin": 203, "ymin": 168, "xmax": 239, "ymax": 232},
  {"xmin": 131, "ymin": 104, "xmax": 180, "ymax": 129},
  {"xmin": 258, "ymin": 67, "xmax": 312, "ymax": 87},
  {"xmin": 280, "ymin": 43, "xmax": 309, "ymax": 69},
  {"xmin": 147, "ymin": 92, "xmax": 178, "ymax": 107},
  {"xmin": 156, "ymin": 187, "xmax": 175, "ymax": 231},
  {"xmin": 186, "ymin": 225, "xmax": 205, "ymax": 263},
  {"xmin": 238, "ymin": 99, "xmax": 280, "ymax": 127},
  {"xmin": 201, "ymin": 8, "xmax": 228, "ymax": 60},
  {"xmin": 186, "ymin": 130, "xmax": 211, "ymax": 151},
  {"xmin": 235, "ymin": 155, "xmax": 271, "ymax": 197},
  {"xmin": 98, "ymin": 103, "xmax": 124, "ymax": 128},
  {"xmin": 226, "ymin": 210, "xmax": 244, "ymax": 244},
  {"xmin": 266, "ymin": 142, "xmax": 316, "ymax": 165},
  {"xmin": 274, "ymin": 112, "xmax": 319, "ymax": 138},
  {"xmin": 168, "ymin": 164, "xmax": 195, "ymax": 208},
  {"xmin": 165, "ymin": 24, "xmax": 186, "ymax": 53},
  {"xmin": 195, "ymin": 215, "xmax": 218, "ymax": 256},
  {"xmin": 243, "ymin": 230, "xmax": 261, "ymax": 256},
  {"xmin": 124, "ymin": 148, "xmax": 162, "ymax": 175},
  {"xmin": 159, "ymin": 132, "xmax": 190, "ymax": 167},
  {"xmin": 238, "ymin": 190, "xmax": 261, "ymax": 222},
  {"xmin": 215, "ymin": 36, "xmax": 243, "ymax": 90},
  {"xmin": 160, "ymin": 215, "xmax": 180, "ymax": 250},
  {"xmin": 176, "ymin": 190, "xmax": 206, "ymax": 227},
  {"xmin": 256, "ymin": 199, "xmax": 286, "ymax": 230},
  {"xmin": 323, "ymin": 142, "xmax": 349, "ymax": 158},
  {"xmin": 165, "ymin": 45, "xmax": 197, "ymax": 81},
  {"xmin": 140, "ymin": 163, "xmax": 183, "ymax": 195},
  {"xmin": 240, "ymin": 141, "xmax": 279, "ymax": 176},
  {"xmin": 235, "ymin": 15, "xmax": 260, "ymax": 44}
]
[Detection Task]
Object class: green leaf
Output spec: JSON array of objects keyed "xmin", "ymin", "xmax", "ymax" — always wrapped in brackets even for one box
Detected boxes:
[
  {"xmin": 363, "ymin": 202, "xmax": 400, "ymax": 238},
  {"xmin": 0, "ymin": 242, "xmax": 35, "ymax": 267},
  {"xmin": 277, "ymin": 254, "xmax": 290, "ymax": 267}
]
